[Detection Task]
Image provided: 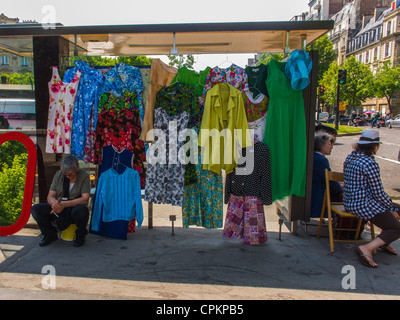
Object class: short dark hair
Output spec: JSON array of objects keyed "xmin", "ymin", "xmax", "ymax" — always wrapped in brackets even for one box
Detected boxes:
[{"xmin": 354, "ymin": 143, "xmax": 379, "ymax": 157}]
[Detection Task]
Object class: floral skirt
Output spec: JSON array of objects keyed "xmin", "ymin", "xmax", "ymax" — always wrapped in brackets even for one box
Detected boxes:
[{"xmin": 223, "ymin": 195, "xmax": 267, "ymax": 245}]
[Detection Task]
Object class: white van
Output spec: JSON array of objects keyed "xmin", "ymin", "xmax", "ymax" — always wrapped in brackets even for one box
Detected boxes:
[{"xmin": 318, "ymin": 112, "xmax": 329, "ymax": 123}]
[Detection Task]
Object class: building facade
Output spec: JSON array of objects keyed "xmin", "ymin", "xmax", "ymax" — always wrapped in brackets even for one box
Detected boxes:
[
  {"xmin": 0, "ymin": 13, "xmax": 36, "ymax": 78},
  {"xmin": 297, "ymin": 0, "xmax": 400, "ymax": 115},
  {"xmin": 347, "ymin": 4, "xmax": 400, "ymax": 115}
]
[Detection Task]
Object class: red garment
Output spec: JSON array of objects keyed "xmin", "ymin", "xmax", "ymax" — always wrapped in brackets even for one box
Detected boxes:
[{"xmin": 94, "ymin": 107, "xmax": 146, "ymax": 188}]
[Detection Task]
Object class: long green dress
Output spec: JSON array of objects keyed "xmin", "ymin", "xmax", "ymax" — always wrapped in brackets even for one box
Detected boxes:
[{"xmin": 263, "ymin": 59, "xmax": 307, "ymax": 202}]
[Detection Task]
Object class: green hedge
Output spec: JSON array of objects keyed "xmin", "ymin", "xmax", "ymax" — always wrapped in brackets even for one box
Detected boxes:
[{"xmin": 0, "ymin": 142, "xmax": 28, "ymax": 227}]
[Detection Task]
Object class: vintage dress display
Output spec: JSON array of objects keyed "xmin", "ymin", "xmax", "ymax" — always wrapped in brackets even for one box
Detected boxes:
[
  {"xmin": 140, "ymin": 59, "xmax": 178, "ymax": 142},
  {"xmin": 200, "ymin": 64, "xmax": 249, "ymax": 106},
  {"xmin": 223, "ymin": 195, "xmax": 267, "ymax": 246},
  {"xmin": 199, "ymin": 83, "xmax": 252, "ymax": 174},
  {"xmin": 46, "ymin": 67, "xmax": 81, "ymax": 154},
  {"xmin": 185, "ymin": 64, "xmax": 251, "ymax": 230},
  {"xmin": 63, "ymin": 61, "xmax": 104, "ymax": 160},
  {"xmin": 144, "ymin": 108, "xmax": 190, "ymax": 206},
  {"xmin": 94, "ymin": 92, "xmax": 146, "ymax": 188},
  {"xmin": 45, "ymin": 51, "xmax": 312, "ymax": 240},
  {"xmin": 242, "ymin": 90, "xmax": 268, "ymax": 122},
  {"xmin": 263, "ymin": 58, "xmax": 307, "ymax": 202},
  {"xmin": 91, "ymin": 167, "xmax": 143, "ymax": 232},
  {"xmin": 89, "ymin": 145, "xmax": 137, "ymax": 240},
  {"xmin": 223, "ymin": 141, "xmax": 272, "ymax": 245},
  {"xmin": 101, "ymin": 63, "xmax": 145, "ymax": 124},
  {"xmin": 245, "ymin": 63, "xmax": 269, "ymax": 98}
]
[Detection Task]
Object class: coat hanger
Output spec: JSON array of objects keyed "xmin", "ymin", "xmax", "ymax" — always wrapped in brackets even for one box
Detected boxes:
[{"xmin": 217, "ymin": 54, "xmax": 233, "ymax": 68}]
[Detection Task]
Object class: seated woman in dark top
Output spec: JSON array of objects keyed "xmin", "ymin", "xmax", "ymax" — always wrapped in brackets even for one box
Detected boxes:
[
  {"xmin": 31, "ymin": 155, "xmax": 91, "ymax": 247},
  {"xmin": 310, "ymin": 131, "xmax": 343, "ymax": 218}
]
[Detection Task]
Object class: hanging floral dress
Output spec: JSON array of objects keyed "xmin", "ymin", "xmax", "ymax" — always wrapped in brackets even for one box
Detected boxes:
[{"xmin": 46, "ymin": 67, "xmax": 81, "ymax": 154}]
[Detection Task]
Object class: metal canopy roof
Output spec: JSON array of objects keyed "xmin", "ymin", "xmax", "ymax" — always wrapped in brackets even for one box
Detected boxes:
[{"xmin": 0, "ymin": 20, "xmax": 333, "ymax": 56}]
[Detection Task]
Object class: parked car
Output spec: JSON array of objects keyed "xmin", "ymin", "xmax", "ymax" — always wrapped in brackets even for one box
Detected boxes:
[
  {"xmin": 327, "ymin": 115, "xmax": 351, "ymax": 125},
  {"xmin": 386, "ymin": 114, "xmax": 400, "ymax": 128},
  {"xmin": 318, "ymin": 112, "xmax": 329, "ymax": 123}
]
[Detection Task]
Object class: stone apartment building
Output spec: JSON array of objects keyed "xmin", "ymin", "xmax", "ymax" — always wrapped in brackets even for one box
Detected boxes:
[
  {"xmin": 327, "ymin": 0, "xmax": 392, "ymax": 65},
  {"xmin": 298, "ymin": 0, "xmax": 400, "ymax": 115},
  {"xmin": 347, "ymin": 4, "xmax": 400, "ymax": 115},
  {"xmin": 0, "ymin": 13, "xmax": 36, "ymax": 79}
]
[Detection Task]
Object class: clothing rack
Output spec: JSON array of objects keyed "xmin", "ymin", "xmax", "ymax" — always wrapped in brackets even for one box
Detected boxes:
[{"xmin": 0, "ymin": 20, "xmax": 333, "ymax": 235}]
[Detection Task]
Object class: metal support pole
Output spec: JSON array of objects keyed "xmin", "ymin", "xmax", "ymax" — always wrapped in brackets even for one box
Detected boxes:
[
  {"xmin": 148, "ymin": 202, "xmax": 153, "ymax": 229},
  {"xmin": 169, "ymin": 215, "xmax": 176, "ymax": 236},
  {"xmin": 284, "ymin": 31, "xmax": 290, "ymax": 57},
  {"xmin": 335, "ymin": 82, "xmax": 340, "ymax": 131},
  {"xmin": 74, "ymin": 34, "xmax": 78, "ymax": 56}
]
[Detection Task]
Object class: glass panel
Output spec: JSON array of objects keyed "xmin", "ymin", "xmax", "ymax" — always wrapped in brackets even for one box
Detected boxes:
[
  {"xmin": 0, "ymin": 36, "xmax": 35, "ymax": 134},
  {"xmin": 0, "ymin": 35, "xmax": 36, "ymax": 225}
]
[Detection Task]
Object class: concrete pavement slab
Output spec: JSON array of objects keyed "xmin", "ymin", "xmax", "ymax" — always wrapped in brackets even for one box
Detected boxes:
[{"xmin": 1, "ymin": 203, "xmax": 400, "ymax": 300}]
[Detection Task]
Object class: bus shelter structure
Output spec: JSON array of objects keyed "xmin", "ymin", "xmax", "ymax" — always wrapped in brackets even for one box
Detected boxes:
[{"xmin": 0, "ymin": 20, "xmax": 333, "ymax": 231}]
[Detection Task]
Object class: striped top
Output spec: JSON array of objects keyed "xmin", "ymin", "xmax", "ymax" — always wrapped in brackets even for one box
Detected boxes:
[{"xmin": 91, "ymin": 167, "xmax": 143, "ymax": 231}]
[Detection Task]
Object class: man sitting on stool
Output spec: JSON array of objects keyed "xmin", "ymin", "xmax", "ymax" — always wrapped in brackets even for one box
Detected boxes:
[{"xmin": 31, "ymin": 155, "xmax": 90, "ymax": 247}]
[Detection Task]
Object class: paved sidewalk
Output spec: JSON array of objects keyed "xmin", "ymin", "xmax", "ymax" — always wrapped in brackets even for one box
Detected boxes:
[{"xmin": 1, "ymin": 201, "xmax": 400, "ymax": 300}]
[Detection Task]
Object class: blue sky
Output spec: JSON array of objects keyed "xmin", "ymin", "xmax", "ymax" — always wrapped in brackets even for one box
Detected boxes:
[
  {"xmin": 2, "ymin": 0, "xmax": 309, "ymax": 26},
  {"xmin": 1, "ymin": 0, "xmax": 311, "ymax": 70}
]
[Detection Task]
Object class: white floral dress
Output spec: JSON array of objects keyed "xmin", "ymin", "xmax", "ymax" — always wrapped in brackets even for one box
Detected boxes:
[{"xmin": 46, "ymin": 67, "xmax": 81, "ymax": 154}]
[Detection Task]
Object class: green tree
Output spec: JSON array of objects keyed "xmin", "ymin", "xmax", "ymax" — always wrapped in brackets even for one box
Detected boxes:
[
  {"xmin": 320, "ymin": 56, "xmax": 374, "ymax": 110},
  {"xmin": 167, "ymin": 55, "xmax": 195, "ymax": 69},
  {"xmin": 0, "ymin": 153, "xmax": 28, "ymax": 226},
  {"xmin": 256, "ymin": 52, "xmax": 284, "ymax": 65},
  {"xmin": 70, "ymin": 56, "xmax": 151, "ymax": 67},
  {"xmin": 371, "ymin": 61, "xmax": 400, "ymax": 115},
  {"xmin": 0, "ymin": 141, "xmax": 27, "ymax": 172},
  {"xmin": 0, "ymin": 73, "xmax": 34, "ymax": 85},
  {"xmin": 306, "ymin": 34, "xmax": 336, "ymax": 84}
]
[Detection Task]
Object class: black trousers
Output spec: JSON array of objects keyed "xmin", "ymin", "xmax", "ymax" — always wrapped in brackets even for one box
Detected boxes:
[
  {"xmin": 370, "ymin": 210, "xmax": 400, "ymax": 245},
  {"xmin": 31, "ymin": 203, "xmax": 89, "ymax": 239}
]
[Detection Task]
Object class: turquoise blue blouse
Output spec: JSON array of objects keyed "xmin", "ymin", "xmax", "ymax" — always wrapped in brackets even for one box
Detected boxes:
[{"xmin": 91, "ymin": 167, "xmax": 143, "ymax": 231}]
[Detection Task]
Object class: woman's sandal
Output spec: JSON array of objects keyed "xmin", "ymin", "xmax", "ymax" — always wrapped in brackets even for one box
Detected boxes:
[
  {"xmin": 354, "ymin": 248, "xmax": 378, "ymax": 268},
  {"xmin": 379, "ymin": 245, "xmax": 398, "ymax": 255}
]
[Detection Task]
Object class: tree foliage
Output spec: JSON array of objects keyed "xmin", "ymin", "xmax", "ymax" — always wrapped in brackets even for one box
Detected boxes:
[
  {"xmin": 306, "ymin": 34, "xmax": 337, "ymax": 84},
  {"xmin": 256, "ymin": 52, "xmax": 284, "ymax": 65},
  {"xmin": 320, "ymin": 56, "xmax": 374, "ymax": 108},
  {"xmin": 70, "ymin": 56, "xmax": 152, "ymax": 67},
  {"xmin": 0, "ymin": 141, "xmax": 27, "ymax": 172},
  {"xmin": 371, "ymin": 61, "xmax": 400, "ymax": 114},
  {"xmin": 0, "ymin": 73, "xmax": 34, "ymax": 85},
  {"xmin": 0, "ymin": 153, "xmax": 28, "ymax": 227},
  {"xmin": 167, "ymin": 55, "xmax": 195, "ymax": 69}
]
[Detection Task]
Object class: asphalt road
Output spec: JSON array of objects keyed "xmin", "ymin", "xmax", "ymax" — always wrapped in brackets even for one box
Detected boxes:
[{"xmin": 328, "ymin": 126, "xmax": 400, "ymax": 198}]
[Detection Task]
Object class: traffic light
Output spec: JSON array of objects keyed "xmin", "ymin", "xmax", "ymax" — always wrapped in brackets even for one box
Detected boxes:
[
  {"xmin": 319, "ymin": 86, "xmax": 325, "ymax": 96},
  {"xmin": 338, "ymin": 69, "xmax": 347, "ymax": 85}
]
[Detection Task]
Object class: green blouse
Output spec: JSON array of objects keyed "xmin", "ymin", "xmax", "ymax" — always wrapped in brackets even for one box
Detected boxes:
[
  {"xmin": 171, "ymin": 66, "xmax": 211, "ymax": 97},
  {"xmin": 50, "ymin": 169, "xmax": 91, "ymax": 201}
]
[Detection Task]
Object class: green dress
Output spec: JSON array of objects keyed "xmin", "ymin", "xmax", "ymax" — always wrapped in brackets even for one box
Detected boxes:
[{"xmin": 263, "ymin": 59, "xmax": 307, "ymax": 202}]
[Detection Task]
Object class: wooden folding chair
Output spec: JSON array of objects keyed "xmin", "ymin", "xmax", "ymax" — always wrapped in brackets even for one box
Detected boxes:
[{"xmin": 316, "ymin": 169, "xmax": 375, "ymax": 253}]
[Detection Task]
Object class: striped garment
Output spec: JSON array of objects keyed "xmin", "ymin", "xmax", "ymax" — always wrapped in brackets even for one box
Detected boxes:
[
  {"xmin": 91, "ymin": 167, "xmax": 143, "ymax": 231},
  {"xmin": 343, "ymin": 151, "xmax": 396, "ymax": 220}
]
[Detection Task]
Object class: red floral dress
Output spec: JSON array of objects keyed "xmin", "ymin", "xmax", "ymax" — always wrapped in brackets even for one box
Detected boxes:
[
  {"xmin": 94, "ymin": 93, "xmax": 146, "ymax": 189},
  {"xmin": 46, "ymin": 67, "xmax": 81, "ymax": 153}
]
